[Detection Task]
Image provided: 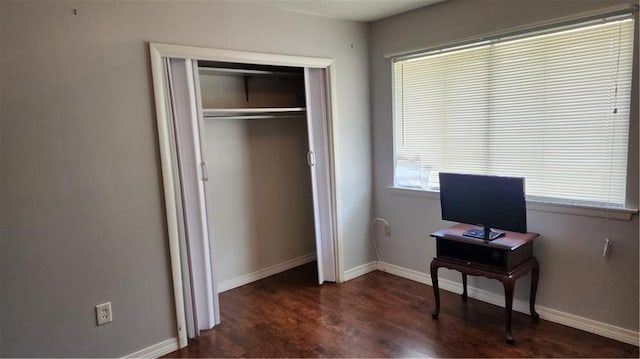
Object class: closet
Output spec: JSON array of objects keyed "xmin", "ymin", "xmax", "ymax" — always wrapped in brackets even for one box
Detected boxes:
[
  {"xmin": 196, "ymin": 61, "xmax": 317, "ymax": 291},
  {"xmin": 151, "ymin": 45, "xmax": 338, "ymax": 344}
]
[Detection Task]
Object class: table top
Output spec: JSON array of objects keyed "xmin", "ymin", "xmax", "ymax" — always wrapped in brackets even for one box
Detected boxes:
[{"xmin": 430, "ymin": 223, "xmax": 538, "ymax": 250}]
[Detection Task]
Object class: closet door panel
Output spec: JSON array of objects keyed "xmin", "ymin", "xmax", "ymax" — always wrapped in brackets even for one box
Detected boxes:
[
  {"xmin": 166, "ymin": 58, "xmax": 217, "ymax": 334},
  {"xmin": 305, "ymin": 68, "xmax": 336, "ymax": 284}
]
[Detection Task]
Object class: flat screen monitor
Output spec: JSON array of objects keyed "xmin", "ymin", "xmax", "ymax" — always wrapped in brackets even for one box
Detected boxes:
[{"xmin": 439, "ymin": 172, "xmax": 527, "ymax": 240}]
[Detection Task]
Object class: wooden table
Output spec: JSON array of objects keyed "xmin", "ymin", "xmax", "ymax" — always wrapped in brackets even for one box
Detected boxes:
[{"xmin": 430, "ymin": 223, "xmax": 540, "ymax": 343}]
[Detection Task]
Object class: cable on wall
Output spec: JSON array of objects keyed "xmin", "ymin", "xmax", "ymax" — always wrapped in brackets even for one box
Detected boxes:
[
  {"xmin": 603, "ymin": 17, "xmax": 626, "ymax": 259},
  {"xmin": 369, "ymin": 217, "xmax": 391, "ymax": 271}
]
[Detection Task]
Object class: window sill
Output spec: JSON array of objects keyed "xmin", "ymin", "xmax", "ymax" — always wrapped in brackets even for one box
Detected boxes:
[{"xmin": 388, "ymin": 186, "xmax": 638, "ymax": 221}]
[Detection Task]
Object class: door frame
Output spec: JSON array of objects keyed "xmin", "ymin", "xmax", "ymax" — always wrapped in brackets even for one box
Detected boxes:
[{"xmin": 149, "ymin": 42, "xmax": 344, "ymax": 347}]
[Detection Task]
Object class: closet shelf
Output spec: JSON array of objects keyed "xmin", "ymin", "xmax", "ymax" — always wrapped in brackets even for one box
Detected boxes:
[
  {"xmin": 203, "ymin": 107, "xmax": 307, "ymax": 120},
  {"xmin": 199, "ymin": 66, "xmax": 303, "ymax": 102}
]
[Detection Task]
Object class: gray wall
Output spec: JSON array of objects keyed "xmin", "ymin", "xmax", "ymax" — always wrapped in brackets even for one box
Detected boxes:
[
  {"xmin": 369, "ymin": 0, "xmax": 639, "ymax": 332},
  {"xmin": 203, "ymin": 116, "xmax": 317, "ymax": 283},
  {"xmin": 0, "ymin": 1, "xmax": 370, "ymax": 357}
]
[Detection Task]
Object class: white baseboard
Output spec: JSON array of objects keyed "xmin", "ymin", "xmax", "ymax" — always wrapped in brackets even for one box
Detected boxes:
[
  {"xmin": 218, "ymin": 253, "xmax": 317, "ymax": 293},
  {"xmin": 123, "ymin": 337, "xmax": 179, "ymax": 358},
  {"xmin": 344, "ymin": 261, "xmax": 378, "ymax": 281},
  {"xmin": 345, "ymin": 261, "xmax": 639, "ymax": 346}
]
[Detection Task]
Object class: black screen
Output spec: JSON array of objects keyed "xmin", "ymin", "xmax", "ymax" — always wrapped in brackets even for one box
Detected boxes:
[{"xmin": 439, "ymin": 173, "xmax": 527, "ymax": 234}]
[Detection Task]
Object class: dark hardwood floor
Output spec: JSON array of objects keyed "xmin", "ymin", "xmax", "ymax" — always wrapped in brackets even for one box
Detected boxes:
[{"xmin": 164, "ymin": 263, "xmax": 638, "ymax": 358}]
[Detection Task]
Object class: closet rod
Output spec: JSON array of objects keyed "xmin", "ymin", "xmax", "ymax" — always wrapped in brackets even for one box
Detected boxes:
[
  {"xmin": 203, "ymin": 107, "xmax": 305, "ymax": 114},
  {"xmin": 203, "ymin": 114, "xmax": 305, "ymax": 121},
  {"xmin": 198, "ymin": 67, "xmax": 302, "ymax": 78}
]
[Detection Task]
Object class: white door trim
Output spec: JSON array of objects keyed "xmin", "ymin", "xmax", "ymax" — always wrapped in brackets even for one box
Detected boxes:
[
  {"xmin": 150, "ymin": 43, "xmax": 333, "ymax": 67},
  {"xmin": 149, "ymin": 46, "xmax": 189, "ymax": 348},
  {"xmin": 149, "ymin": 42, "xmax": 344, "ymax": 348}
]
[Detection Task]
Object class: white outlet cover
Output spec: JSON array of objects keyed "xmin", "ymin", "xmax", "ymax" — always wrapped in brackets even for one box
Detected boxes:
[{"xmin": 95, "ymin": 302, "xmax": 112, "ymax": 326}]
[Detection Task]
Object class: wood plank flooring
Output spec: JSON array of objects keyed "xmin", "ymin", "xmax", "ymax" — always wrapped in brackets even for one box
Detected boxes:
[{"xmin": 163, "ymin": 263, "xmax": 638, "ymax": 358}]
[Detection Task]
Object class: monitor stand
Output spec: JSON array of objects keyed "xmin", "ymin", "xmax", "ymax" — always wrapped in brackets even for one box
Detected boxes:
[{"xmin": 463, "ymin": 226, "xmax": 504, "ymax": 241}]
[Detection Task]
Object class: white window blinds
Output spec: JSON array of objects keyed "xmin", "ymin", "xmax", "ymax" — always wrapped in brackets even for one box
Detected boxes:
[{"xmin": 393, "ymin": 14, "xmax": 635, "ymax": 208}]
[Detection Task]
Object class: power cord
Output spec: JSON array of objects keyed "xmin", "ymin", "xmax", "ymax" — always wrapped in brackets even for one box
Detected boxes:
[{"xmin": 369, "ymin": 217, "xmax": 390, "ymax": 271}]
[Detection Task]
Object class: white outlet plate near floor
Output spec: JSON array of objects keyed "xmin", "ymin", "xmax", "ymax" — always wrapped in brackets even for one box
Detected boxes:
[{"xmin": 96, "ymin": 302, "xmax": 112, "ymax": 325}]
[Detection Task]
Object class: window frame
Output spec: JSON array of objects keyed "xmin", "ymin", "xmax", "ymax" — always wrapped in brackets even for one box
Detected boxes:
[{"xmin": 389, "ymin": 8, "xmax": 639, "ymax": 218}]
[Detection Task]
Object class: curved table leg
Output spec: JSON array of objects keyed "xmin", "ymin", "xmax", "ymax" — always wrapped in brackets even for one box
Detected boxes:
[
  {"xmin": 530, "ymin": 258, "xmax": 540, "ymax": 323},
  {"xmin": 430, "ymin": 260, "xmax": 440, "ymax": 319},
  {"xmin": 461, "ymin": 273, "xmax": 468, "ymax": 302},
  {"xmin": 503, "ymin": 278, "xmax": 515, "ymax": 344}
]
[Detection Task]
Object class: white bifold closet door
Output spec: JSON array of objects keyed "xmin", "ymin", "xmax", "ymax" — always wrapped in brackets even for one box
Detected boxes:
[
  {"xmin": 162, "ymin": 59, "xmax": 336, "ymax": 339},
  {"xmin": 164, "ymin": 58, "xmax": 219, "ymax": 339},
  {"xmin": 304, "ymin": 68, "xmax": 336, "ymax": 284}
]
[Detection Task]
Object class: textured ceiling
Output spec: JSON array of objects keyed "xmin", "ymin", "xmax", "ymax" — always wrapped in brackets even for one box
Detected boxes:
[{"xmin": 268, "ymin": 0, "xmax": 446, "ymax": 22}]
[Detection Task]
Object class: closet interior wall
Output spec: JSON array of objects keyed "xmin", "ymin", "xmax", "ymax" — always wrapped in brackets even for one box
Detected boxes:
[{"xmin": 198, "ymin": 62, "xmax": 317, "ymax": 289}]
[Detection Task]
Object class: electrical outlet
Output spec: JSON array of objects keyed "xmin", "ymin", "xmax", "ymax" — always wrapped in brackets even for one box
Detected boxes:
[
  {"xmin": 96, "ymin": 302, "xmax": 112, "ymax": 326},
  {"xmin": 384, "ymin": 224, "xmax": 392, "ymax": 237}
]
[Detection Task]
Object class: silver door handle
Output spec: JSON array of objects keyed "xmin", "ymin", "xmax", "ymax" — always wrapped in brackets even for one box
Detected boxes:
[
  {"xmin": 201, "ymin": 161, "xmax": 209, "ymax": 181},
  {"xmin": 307, "ymin": 151, "xmax": 316, "ymax": 166}
]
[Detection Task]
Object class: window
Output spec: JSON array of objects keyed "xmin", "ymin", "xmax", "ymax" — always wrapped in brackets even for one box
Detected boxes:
[{"xmin": 393, "ymin": 14, "xmax": 635, "ymax": 208}]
